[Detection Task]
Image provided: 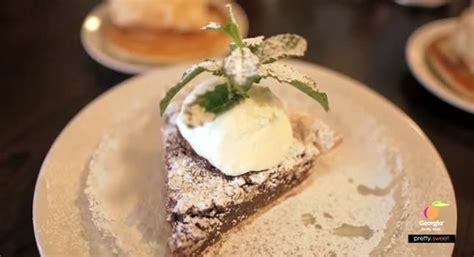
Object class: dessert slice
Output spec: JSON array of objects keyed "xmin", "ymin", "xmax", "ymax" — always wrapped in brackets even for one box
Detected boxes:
[
  {"xmin": 104, "ymin": 0, "xmax": 247, "ymax": 64},
  {"xmin": 427, "ymin": 37, "xmax": 474, "ymax": 99},
  {"xmin": 163, "ymin": 108, "xmax": 339, "ymax": 256},
  {"xmin": 426, "ymin": 7, "xmax": 474, "ymax": 98},
  {"xmin": 159, "ymin": 5, "xmax": 340, "ymax": 256},
  {"xmin": 103, "ymin": 3, "xmax": 231, "ymax": 64}
]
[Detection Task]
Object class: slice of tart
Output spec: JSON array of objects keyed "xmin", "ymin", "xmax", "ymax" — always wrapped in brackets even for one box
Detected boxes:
[
  {"xmin": 103, "ymin": 4, "xmax": 231, "ymax": 64},
  {"xmin": 425, "ymin": 7, "xmax": 474, "ymax": 99},
  {"xmin": 426, "ymin": 36, "xmax": 474, "ymax": 99},
  {"xmin": 158, "ymin": 5, "xmax": 340, "ymax": 256},
  {"xmin": 163, "ymin": 107, "xmax": 340, "ymax": 256}
]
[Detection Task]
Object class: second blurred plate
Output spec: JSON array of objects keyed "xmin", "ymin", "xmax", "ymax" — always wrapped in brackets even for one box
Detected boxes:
[
  {"xmin": 81, "ymin": 3, "xmax": 248, "ymax": 74},
  {"xmin": 406, "ymin": 18, "xmax": 474, "ymax": 114}
]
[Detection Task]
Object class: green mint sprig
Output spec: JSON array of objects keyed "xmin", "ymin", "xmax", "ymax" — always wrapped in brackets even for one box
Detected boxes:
[
  {"xmin": 182, "ymin": 83, "xmax": 243, "ymax": 127},
  {"xmin": 202, "ymin": 4, "xmax": 243, "ymax": 48},
  {"xmin": 159, "ymin": 4, "xmax": 329, "ymax": 118},
  {"xmin": 193, "ymin": 83, "xmax": 243, "ymax": 113},
  {"xmin": 159, "ymin": 60, "xmax": 222, "ymax": 115}
]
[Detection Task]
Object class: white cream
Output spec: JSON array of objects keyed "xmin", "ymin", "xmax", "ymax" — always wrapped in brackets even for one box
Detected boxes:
[
  {"xmin": 449, "ymin": 7, "xmax": 474, "ymax": 74},
  {"xmin": 176, "ymin": 79, "xmax": 293, "ymax": 176},
  {"xmin": 109, "ymin": 0, "xmax": 213, "ymax": 31}
]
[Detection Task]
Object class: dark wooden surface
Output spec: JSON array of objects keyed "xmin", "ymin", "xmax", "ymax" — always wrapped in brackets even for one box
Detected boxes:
[{"xmin": 0, "ymin": 0, "xmax": 473, "ymax": 256}]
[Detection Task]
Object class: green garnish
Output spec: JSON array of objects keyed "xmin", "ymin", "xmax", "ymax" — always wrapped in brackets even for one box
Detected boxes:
[
  {"xmin": 192, "ymin": 83, "xmax": 243, "ymax": 114},
  {"xmin": 259, "ymin": 63, "xmax": 329, "ymax": 111},
  {"xmin": 159, "ymin": 60, "xmax": 222, "ymax": 116},
  {"xmin": 202, "ymin": 5, "xmax": 243, "ymax": 48},
  {"xmin": 159, "ymin": 3, "xmax": 329, "ymax": 119}
]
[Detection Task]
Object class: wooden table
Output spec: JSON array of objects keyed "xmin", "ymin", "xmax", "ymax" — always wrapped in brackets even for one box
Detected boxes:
[{"xmin": 0, "ymin": 0, "xmax": 472, "ymax": 256}]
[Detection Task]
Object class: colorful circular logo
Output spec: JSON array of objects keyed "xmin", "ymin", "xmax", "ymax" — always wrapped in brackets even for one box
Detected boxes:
[{"xmin": 423, "ymin": 201, "xmax": 449, "ymax": 220}]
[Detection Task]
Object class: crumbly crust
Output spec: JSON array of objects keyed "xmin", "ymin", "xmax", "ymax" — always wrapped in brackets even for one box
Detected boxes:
[{"xmin": 162, "ymin": 109, "xmax": 340, "ymax": 257}]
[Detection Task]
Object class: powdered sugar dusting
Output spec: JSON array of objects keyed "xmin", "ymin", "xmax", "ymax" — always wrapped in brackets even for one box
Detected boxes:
[
  {"xmin": 243, "ymin": 36, "xmax": 265, "ymax": 48},
  {"xmin": 83, "ymin": 103, "xmax": 170, "ymax": 257},
  {"xmin": 201, "ymin": 22, "xmax": 221, "ymax": 30},
  {"xmin": 260, "ymin": 63, "xmax": 321, "ymax": 92},
  {"xmin": 257, "ymin": 34, "xmax": 307, "ymax": 63},
  {"xmin": 81, "ymin": 97, "xmax": 406, "ymax": 257},
  {"xmin": 80, "ymin": 93, "xmax": 407, "ymax": 257},
  {"xmin": 224, "ymin": 47, "xmax": 259, "ymax": 86},
  {"xmin": 186, "ymin": 60, "xmax": 222, "ymax": 76},
  {"xmin": 166, "ymin": 113, "xmax": 324, "ymax": 216},
  {"xmin": 206, "ymin": 114, "xmax": 405, "ymax": 257}
]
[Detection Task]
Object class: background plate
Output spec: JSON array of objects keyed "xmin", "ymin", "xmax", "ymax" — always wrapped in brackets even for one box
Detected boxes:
[
  {"xmin": 406, "ymin": 18, "xmax": 474, "ymax": 114},
  {"xmin": 81, "ymin": 3, "xmax": 249, "ymax": 74}
]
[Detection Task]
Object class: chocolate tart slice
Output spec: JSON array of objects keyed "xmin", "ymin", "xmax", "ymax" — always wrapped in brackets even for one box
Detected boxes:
[{"xmin": 162, "ymin": 108, "xmax": 340, "ymax": 257}]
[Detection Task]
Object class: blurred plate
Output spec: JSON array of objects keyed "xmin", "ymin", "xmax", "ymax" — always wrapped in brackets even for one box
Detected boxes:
[
  {"xmin": 81, "ymin": 3, "xmax": 248, "ymax": 74},
  {"xmin": 406, "ymin": 18, "xmax": 474, "ymax": 114},
  {"xmin": 394, "ymin": 0, "xmax": 449, "ymax": 8},
  {"xmin": 33, "ymin": 61, "xmax": 456, "ymax": 256}
]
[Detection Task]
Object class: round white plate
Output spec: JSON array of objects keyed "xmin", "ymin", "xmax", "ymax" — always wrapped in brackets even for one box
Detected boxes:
[
  {"xmin": 80, "ymin": 3, "xmax": 249, "ymax": 74},
  {"xmin": 33, "ymin": 61, "xmax": 456, "ymax": 256},
  {"xmin": 406, "ymin": 18, "xmax": 474, "ymax": 114}
]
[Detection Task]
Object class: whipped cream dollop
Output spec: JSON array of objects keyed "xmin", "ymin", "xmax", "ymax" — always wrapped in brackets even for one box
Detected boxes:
[
  {"xmin": 109, "ymin": 0, "xmax": 214, "ymax": 31},
  {"xmin": 176, "ymin": 79, "xmax": 293, "ymax": 176},
  {"xmin": 448, "ymin": 6, "xmax": 474, "ymax": 74}
]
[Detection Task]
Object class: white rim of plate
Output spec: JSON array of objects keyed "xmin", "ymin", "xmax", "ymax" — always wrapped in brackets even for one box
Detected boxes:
[
  {"xmin": 406, "ymin": 18, "xmax": 474, "ymax": 114},
  {"xmin": 80, "ymin": 3, "xmax": 249, "ymax": 74}
]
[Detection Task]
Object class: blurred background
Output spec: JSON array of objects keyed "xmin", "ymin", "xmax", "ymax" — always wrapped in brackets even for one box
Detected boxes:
[{"xmin": 0, "ymin": 0, "xmax": 473, "ymax": 256}]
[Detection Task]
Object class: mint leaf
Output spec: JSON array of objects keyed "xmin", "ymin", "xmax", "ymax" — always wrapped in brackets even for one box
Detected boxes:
[
  {"xmin": 160, "ymin": 6, "xmax": 330, "ymax": 119},
  {"xmin": 231, "ymin": 36, "xmax": 265, "ymax": 51},
  {"xmin": 289, "ymin": 80, "xmax": 328, "ymax": 111},
  {"xmin": 259, "ymin": 63, "xmax": 328, "ymax": 111},
  {"xmin": 202, "ymin": 4, "xmax": 243, "ymax": 47},
  {"xmin": 182, "ymin": 83, "xmax": 243, "ymax": 127},
  {"xmin": 256, "ymin": 34, "xmax": 307, "ymax": 63},
  {"xmin": 193, "ymin": 83, "xmax": 243, "ymax": 114},
  {"xmin": 159, "ymin": 60, "xmax": 223, "ymax": 116}
]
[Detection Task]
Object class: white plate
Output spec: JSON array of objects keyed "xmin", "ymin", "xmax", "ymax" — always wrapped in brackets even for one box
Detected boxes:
[
  {"xmin": 81, "ymin": 3, "xmax": 249, "ymax": 74},
  {"xmin": 33, "ymin": 61, "xmax": 456, "ymax": 256},
  {"xmin": 406, "ymin": 18, "xmax": 474, "ymax": 114}
]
